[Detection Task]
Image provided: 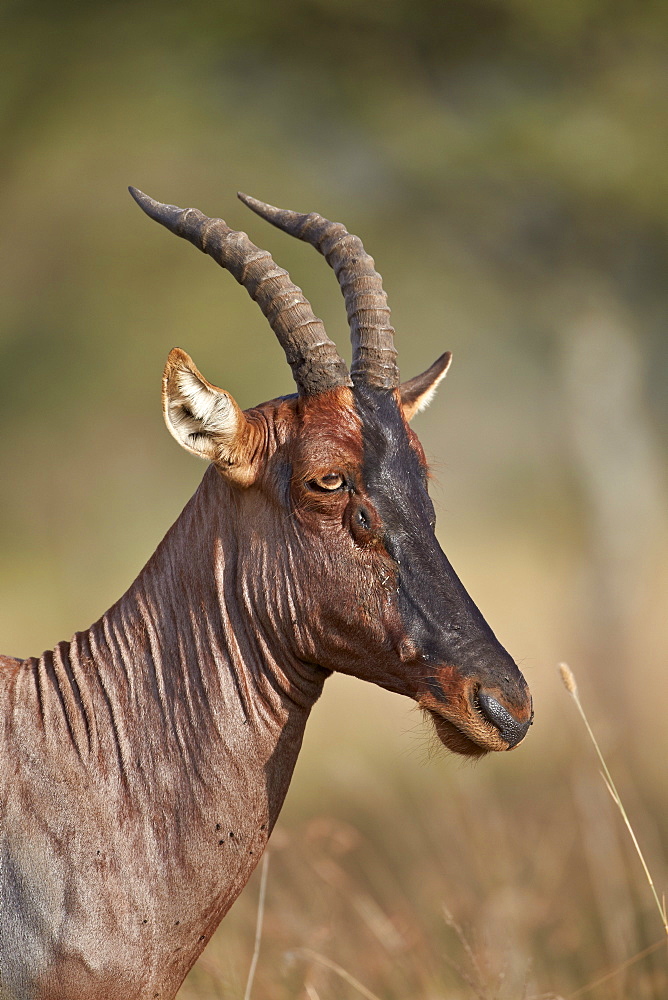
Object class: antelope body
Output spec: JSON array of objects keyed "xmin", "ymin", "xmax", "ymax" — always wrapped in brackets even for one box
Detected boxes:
[{"xmin": 0, "ymin": 190, "xmax": 532, "ymax": 1000}]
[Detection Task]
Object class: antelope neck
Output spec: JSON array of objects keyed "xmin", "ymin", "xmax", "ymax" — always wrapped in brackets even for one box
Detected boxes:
[
  {"xmin": 0, "ymin": 466, "xmax": 326, "ymax": 994},
  {"xmin": 26, "ymin": 467, "xmax": 318, "ymax": 777}
]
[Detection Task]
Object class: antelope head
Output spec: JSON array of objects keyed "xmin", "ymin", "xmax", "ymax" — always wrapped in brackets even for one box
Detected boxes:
[{"xmin": 130, "ymin": 188, "xmax": 533, "ymax": 756}]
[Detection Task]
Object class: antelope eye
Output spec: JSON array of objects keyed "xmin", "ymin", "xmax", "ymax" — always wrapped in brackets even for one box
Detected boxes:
[{"xmin": 306, "ymin": 472, "xmax": 345, "ymax": 492}]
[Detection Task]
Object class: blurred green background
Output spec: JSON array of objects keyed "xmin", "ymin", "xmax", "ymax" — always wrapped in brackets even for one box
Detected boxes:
[{"xmin": 1, "ymin": 1, "xmax": 667, "ymax": 997}]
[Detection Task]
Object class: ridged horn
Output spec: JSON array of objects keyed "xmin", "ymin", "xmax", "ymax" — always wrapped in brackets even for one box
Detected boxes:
[
  {"xmin": 238, "ymin": 193, "xmax": 399, "ymax": 390},
  {"xmin": 129, "ymin": 187, "xmax": 351, "ymax": 396}
]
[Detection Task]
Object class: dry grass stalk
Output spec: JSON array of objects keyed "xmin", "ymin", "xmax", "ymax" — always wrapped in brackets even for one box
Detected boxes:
[
  {"xmin": 243, "ymin": 851, "xmax": 270, "ymax": 1000},
  {"xmin": 288, "ymin": 947, "xmax": 384, "ymax": 1000},
  {"xmin": 442, "ymin": 905, "xmax": 490, "ymax": 1000},
  {"xmin": 566, "ymin": 938, "xmax": 667, "ymax": 998},
  {"xmin": 558, "ymin": 663, "xmax": 668, "ymax": 938}
]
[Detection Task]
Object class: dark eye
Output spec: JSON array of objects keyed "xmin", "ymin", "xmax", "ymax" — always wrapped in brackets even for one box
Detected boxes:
[
  {"xmin": 355, "ymin": 506, "xmax": 372, "ymax": 532},
  {"xmin": 306, "ymin": 472, "xmax": 345, "ymax": 492}
]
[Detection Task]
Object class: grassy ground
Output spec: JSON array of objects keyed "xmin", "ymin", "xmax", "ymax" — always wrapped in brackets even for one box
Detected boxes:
[{"xmin": 178, "ymin": 673, "xmax": 667, "ymax": 1000}]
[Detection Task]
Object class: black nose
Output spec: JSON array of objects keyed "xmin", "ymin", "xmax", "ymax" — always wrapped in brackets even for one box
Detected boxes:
[{"xmin": 478, "ymin": 692, "xmax": 531, "ymax": 749}]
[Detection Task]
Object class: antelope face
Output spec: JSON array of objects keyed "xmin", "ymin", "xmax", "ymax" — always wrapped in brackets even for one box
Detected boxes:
[
  {"xmin": 132, "ymin": 187, "xmax": 533, "ymax": 757},
  {"xmin": 284, "ymin": 382, "xmax": 532, "ymax": 757}
]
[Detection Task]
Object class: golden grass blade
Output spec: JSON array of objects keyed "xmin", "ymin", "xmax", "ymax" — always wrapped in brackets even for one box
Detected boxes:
[
  {"xmin": 558, "ymin": 663, "xmax": 668, "ymax": 937},
  {"xmin": 566, "ymin": 938, "xmax": 666, "ymax": 998},
  {"xmin": 442, "ymin": 904, "xmax": 489, "ymax": 1000},
  {"xmin": 243, "ymin": 851, "xmax": 270, "ymax": 1000},
  {"xmin": 290, "ymin": 947, "xmax": 384, "ymax": 1000}
]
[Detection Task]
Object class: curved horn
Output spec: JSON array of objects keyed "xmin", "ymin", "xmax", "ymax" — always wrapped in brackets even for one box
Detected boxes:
[
  {"xmin": 129, "ymin": 188, "xmax": 351, "ymax": 396},
  {"xmin": 238, "ymin": 193, "xmax": 399, "ymax": 390}
]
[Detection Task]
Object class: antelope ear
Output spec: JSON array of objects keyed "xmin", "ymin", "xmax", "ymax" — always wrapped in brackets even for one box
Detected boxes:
[
  {"xmin": 400, "ymin": 352, "xmax": 452, "ymax": 421},
  {"xmin": 162, "ymin": 348, "xmax": 259, "ymax": 485}
]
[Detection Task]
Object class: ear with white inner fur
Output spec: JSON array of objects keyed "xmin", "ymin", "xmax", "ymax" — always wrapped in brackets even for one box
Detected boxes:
[
  {"xmin": 162, "ymin": 348, "xmax": 258, "ymax": 484},
  {"xmin": 400, "ymin": 352, "xmax": 452, "ymax": 421}
]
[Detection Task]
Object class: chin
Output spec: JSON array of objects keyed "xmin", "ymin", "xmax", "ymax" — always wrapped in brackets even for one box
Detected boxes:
[{"xmin": 427, "ymin": 710, "xmax": 492, "ymax": 758}]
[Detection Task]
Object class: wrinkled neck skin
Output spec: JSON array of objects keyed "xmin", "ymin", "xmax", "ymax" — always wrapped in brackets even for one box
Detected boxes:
[
  {"xmin": 0, "ymin": 386, "xmax": 530, "ymax": 1000},
  {"xmin": 0, "ymin": 466, "xmax": 329, "ymax": 1000}
]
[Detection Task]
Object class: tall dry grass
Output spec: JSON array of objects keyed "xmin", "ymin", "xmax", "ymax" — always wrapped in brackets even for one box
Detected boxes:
[
  {"xmin": 177, "ymin": 672, "xmax": 667, "ymax": 1000},
  {"xmin": 559, "ymin": 663, "xmax": 667, "ymax": 943}
]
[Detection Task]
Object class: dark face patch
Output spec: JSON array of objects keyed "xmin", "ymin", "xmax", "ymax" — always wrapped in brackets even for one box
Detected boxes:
[{"xmin": 353, "ymin": 382, "xmax": 529, "ymax": 713}]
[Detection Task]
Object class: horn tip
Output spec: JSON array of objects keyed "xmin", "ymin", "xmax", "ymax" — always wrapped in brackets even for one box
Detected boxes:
[
  {"xmin": 238, "ymin": 192, "xmax": 308, "ymax": 235},
  {"xmin": 129, "ymin": 186, "xmax": 185, "ymax": 230},
  {"xmin": 128, "ymin": 185, "xmax": 148, "ymax": 206},
  {"xmin": 128, "ymin": 185, "xmax": 162, "ymax": 217},
  {"xmin": 238, "ymin": 191, "xmax": 270, "ymax": 216}
]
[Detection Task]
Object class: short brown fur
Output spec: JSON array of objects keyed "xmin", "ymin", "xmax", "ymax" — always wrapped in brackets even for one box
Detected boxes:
[{"xmin": 0, "ymin": 192, "xmax": 531, "ymax": 1000}]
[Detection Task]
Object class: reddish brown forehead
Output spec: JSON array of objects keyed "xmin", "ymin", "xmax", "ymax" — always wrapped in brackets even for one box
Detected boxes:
[
  {"xmin": 244, "ymin": 387, "xmax": 365, "ymax": 486},
  {"xmin": 294, "ymin": 386, "xmax": 364, "ymax": 472},
  {"xmin": 251, "ymin": 385, "xmax": 430, "ymax": 483}
]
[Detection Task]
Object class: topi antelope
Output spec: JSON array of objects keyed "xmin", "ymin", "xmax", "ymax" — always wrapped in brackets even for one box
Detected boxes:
[{"xmin": 0, "ymin": 189, "xmax": 532, "ymax": 999}]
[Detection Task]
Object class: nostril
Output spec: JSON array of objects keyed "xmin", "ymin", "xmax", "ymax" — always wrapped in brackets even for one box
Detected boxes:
[{"xmin": 477, "ymin": 691, "xmax": 530, "ymax": 749}]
